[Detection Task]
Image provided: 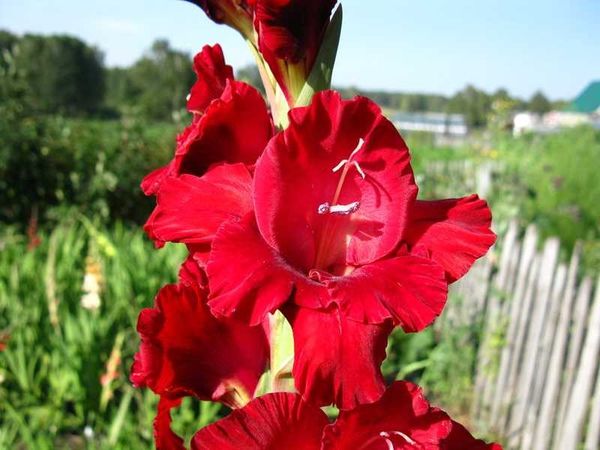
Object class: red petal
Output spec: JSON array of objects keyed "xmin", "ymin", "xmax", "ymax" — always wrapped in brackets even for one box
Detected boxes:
[
  {"xmin": 131, "ymin": 281, "xmax": 268, "ymax": 408},
  {"xmin": 326, "ymin": 255, "xmax": 448, "ymax": 331},
  {"xmin": 178, "ymin": 252, "xmax": 208, "ymax": 287},
  {"xmin": 187, "ymin": 44, "xmax": 234, "ymax": 115},
  {"xmin": 142, "ymin": 80, "xmax": 272, "ymax": 195},
  {"xmin": 254, "ymin": 91, "xmax": 416, "ymax": 274},
  {"xmin": 176, "ymin": 81, "xmax": 273, "ymax": 177},
  {"xmin": 284, "ymin": 305, "xmax": 393, "ymax": 410},
  {"xmin": 154, "ymin": 397, "xmax": 185, "ymax": 450},
  {"xmin": 142, "ymin": 164, "xmax": 171, "ymax": 196},
  {"xmin": 443, "ymin": 421, "xmax": 503, "ymax": 450},
  {"xmin": 322, "ymin": 381, "xmax": 452, "ymax": 449},
  {"xmin": 207, "ymin": 214, "xmax": 328, "ymax": 325},
  {"xmin": 144, "ymin": 164, "xmax": 253, "ymax": 246},
  {"xmin": 404, "ymin": 195, "xmax": 496, "ymax": 283},
  {"xmin": 191, "ymin": 393, "xmax": 327, "ymax": 450}
]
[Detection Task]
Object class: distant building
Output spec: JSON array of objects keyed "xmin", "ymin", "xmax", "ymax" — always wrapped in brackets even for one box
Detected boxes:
[
  {"xmin": 513, "ymin": 81, "xmax": 600, "ymax": 135},
  {"xmin": 571, "ymin": 81, "xmax": 600, "ymax": 114},
  {"xmin": 391, "ymin": 112, "xmax": 468, "ymax": 136}
]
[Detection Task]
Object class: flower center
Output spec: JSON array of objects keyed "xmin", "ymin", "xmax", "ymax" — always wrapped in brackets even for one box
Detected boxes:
[
  {"xmin": 379, "ymin": 431, "xmax": 417, "ymax": 449},
  {"xmin": 357, "ymin": 430, "xmax": 417, "ymax": 450},
  {"xmin": 312, "ymin": 138, "xmax": 366, "ymax": 273}
]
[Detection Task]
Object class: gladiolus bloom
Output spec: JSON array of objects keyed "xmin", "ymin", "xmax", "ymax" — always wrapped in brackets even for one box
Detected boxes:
[
  {"xmin": 131, "ymin": 278, "xmax": 269, "ymax": 408},
  {"xmin": 207, "ymin": 91, "xmax": 494, "ymax": 333},
  {"xmin": 191, "ymin": 381, "xmax": 503, "ymax": 449}
]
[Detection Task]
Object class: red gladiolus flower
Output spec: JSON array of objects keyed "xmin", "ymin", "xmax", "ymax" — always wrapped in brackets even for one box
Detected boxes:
[
  {"xmin": 142, "ymin": 47, "xmax": 273, "ymax": 250},
  {"xmin": 130, "ymin": 262, "xmax": 269, "ymax": 446},
  {"xmin": 190, "ymin": 381, "xmax": 502, "ymax": 449},
  {"xmin": 207, "ymin": 91, "xmax": 494, "ymax": 332},
  {"xmin": 145, "ymin": 90, "xmax": 494, "ymax": 409},
  {"xmin": 141, "ymin": 45, "xmax": 272, "ymax": 198},
  {"xmin": 254, "ymin": 0, "xmax": 338, "ymax": 101}
]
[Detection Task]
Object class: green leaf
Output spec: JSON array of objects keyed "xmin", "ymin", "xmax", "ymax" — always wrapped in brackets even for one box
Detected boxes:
[{"xmin": 295, "ymin": 4, "xmax": 343, "ymax": 107}]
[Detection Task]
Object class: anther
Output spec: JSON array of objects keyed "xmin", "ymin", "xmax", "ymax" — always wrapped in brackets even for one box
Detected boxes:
[
  {"xmin": 350, "ymin": 138, "xmax": 365, "ymax": 158},
  {"xmin": 186, "ymin": 93, "xmax": 191, "ymax": 101},
  {"xmin": 353, "ymin": 161, "xmax": 366, "ymax": 179},
  {"xmin": 332, "ymin": 159, "xmax": 348, "ymax": 173},
  {"xmin": 317, "ymin": 202, "xmax": 331, "ymax": 215},
  {"xmin": 317, "ymin": 201, "xmax": 360, "ymax": 215},
  {"xmin": 329, "ymin": 201, "xmax": 360, "ymax": 215}
]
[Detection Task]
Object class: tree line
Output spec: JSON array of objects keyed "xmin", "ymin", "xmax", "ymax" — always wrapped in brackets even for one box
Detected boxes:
[{"xmin": 0, "ymin": 30, "xmax": 564, "ymax": 127}]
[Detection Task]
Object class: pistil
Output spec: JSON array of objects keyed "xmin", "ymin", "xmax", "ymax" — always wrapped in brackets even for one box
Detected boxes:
[{"xmin": 313, "ymin": 138, "xmax": 366, "ymax": 271}]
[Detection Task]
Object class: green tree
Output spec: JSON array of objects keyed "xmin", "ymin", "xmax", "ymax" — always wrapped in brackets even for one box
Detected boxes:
[
  {"xmin": 11, "ymin": 34, "xmax": 105, "ymax": 115},
  {"xmin": 123, "ymin": 39, "xmax": 195, "ymax": 121},
  {"xmin": 529, "ymin": 90, "xmax": 552, "ymax": 114},
  {"xmin": 446, "ymin": 85, "xmax": 492, "ymax": 128},
  {"xmin": 236, "ymin": 64, "xmax": 264, "ymax": 94}
]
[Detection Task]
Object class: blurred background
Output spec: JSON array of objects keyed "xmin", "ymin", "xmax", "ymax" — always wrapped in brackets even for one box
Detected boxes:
[{"xmin": 0, "ymin": 1, "xmax": 599, "ymax": 449}]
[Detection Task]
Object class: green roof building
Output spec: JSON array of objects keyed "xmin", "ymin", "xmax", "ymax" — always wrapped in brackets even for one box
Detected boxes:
[{"xmin": 572, "ymin": 81, "xmax": 600, "ymax": 113}]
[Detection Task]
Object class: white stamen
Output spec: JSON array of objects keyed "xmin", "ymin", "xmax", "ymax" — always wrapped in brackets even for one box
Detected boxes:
[
  {"xmin": 379, "ymin": 433, "xmax": 395, "ymax": 450},
  {"xmin": 329, "ymin": 201, "xmax": 360, "ymax": 215},
  {"xmin": 332, "ymin": 159, "xmax": 348, "ymax": 173},
  {"xmin": 332, "ymin": 138, "xmax": 366, "ymax": 174},
  {"xmin": 391, "ymin": 431, "xmax": 417, "ymax": 445},
  {"xmin": 186, "ymin": 93, "xmax": 191, "ymax": 101},
  {"xmin": 353, "ymin": 161, "xmax": 366, "ymax": 179}
]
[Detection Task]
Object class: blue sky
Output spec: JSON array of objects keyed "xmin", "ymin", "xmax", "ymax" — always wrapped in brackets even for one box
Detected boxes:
[{"xmin": 1, "ymin": 0, "xmax": 598, "ymax": 100}]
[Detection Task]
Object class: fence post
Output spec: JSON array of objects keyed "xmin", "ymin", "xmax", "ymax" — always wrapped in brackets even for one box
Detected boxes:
[
  {"xmin": 556, "ymin": 276, "xmax": 600, "ymax": 450},
  {"xmin": 490, "ymin": 226, "xmax": 539, "ymax": 428},
  {"xmin": 531, "ymin": 243, "xmax": 581, "ymax": 450},
  {"xmin": 553, "ymin": 275, "xmax": 594, "ymax": 447},
  {"xmin": 472, "ymin": 221, "xmax": 519, "ymax": 423}
]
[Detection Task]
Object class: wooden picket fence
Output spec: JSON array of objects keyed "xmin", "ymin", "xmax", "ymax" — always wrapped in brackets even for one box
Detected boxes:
[{"xmin": 440, "ymin": 221, "xmax": 600, "ymax": 450}]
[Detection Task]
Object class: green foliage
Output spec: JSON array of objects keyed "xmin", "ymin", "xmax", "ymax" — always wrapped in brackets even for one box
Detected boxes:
[
  {"xmin": 0, "ymin": 113, "xmax": 178, "ymax": 225},
  {"xmin": 491, "ymin": 126, "xmax": 600, "ymax": 270},
  {"xmin": 236, "ymin": 64, "xmax": 264, "ymax": 94},
  {"xmin": 528, "ymin": 90, "xmax": 552, "ymax": 115},
  {"xmin": 0, "ymin": 220, "xmax": 224, "ymax": 448},
  {"xmin": 106, "ymin": 40, "xmax": 195, "ymax": 121},
  {"xmin": 447, "ymin": 85, "xmax": 493, "ymax": 128},
  {"xmin": 7, "ymin": 33, "xmax": 105, "ymax": 115},
  {"xmin": 336, "ymin": 86, "xmax": 450, "ymax": 114},
  {"xmin": 419, "ymin": 324, "xmax": 479, "ymax": 415}
]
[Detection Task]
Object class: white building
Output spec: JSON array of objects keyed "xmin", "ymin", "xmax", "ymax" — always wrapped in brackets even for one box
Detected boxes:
[{"xmin": 391, "ymin": 112, "xmax": 468, "ymax": 136}]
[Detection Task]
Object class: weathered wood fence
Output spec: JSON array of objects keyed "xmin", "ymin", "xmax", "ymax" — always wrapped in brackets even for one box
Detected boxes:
[{"xmin": 442, "ymin": 221, "xmax": 600, "ymax": 450}]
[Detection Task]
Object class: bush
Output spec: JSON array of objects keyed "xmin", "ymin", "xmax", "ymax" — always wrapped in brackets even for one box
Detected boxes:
[
  {"xmin": 492, "ymin": 126, "xmax": 600, "ymax": 271},
  {"xmin": 0, "ymin": 113, "xmax": 179, "ymax": 226}
]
